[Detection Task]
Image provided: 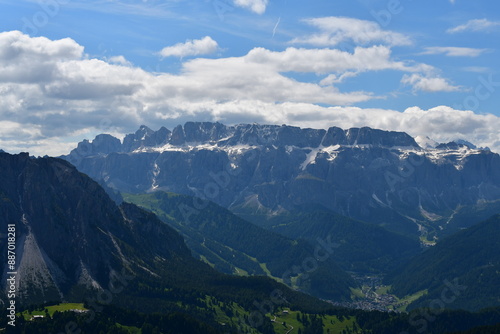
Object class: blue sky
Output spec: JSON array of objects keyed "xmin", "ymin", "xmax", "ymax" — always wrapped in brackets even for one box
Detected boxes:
[{"xmin": 0, "ymin": 0, "xmax": 499, "ymax": 155}]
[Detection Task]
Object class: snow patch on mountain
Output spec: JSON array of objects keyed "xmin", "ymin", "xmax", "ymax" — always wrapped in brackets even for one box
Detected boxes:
[{"xmin": 299, "ymin": 145, "xmax": 342, "ymax": 170}]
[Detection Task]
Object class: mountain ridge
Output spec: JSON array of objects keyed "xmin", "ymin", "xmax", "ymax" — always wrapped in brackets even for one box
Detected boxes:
[
  {"xmin": 387, "ymin": 214, "xmax": 500, "ymax": 311},
  {"xmin": 0, "ymin": 152, "xmax": 190, "ymax": 304},
  {"xmin": 252, "ymin": 208, "xmax": 422, "ymax": 273},
  {"xmin": 2, "ymin": 149, "xmax": 500, "ymax": 332},
  {"xmin": 0, "ymin": 152, "xmax": 334, "ymax": 317},
  {"xmin": 63, "ymin": 122, "xmax": 500, "ymax": 241},
  {"xmin": 67, "ymin": 122, "xmax": 421, "ymax": 161}
]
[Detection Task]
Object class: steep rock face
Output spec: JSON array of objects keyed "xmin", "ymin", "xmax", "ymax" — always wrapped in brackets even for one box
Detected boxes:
[
  {"xmin": 123, "ymin": 125, "xmax": 172, "ymax": 152},
  {"xmin": 69, "ymin": 134, "xmax": 121, "ymax": 164},
  {"xmin": 0, "ymin": 152, "xmax": 188, "ymax": 305},
  {"xmin": 62, "ymin": 122, "xmax": 500, "ymax": 238}
]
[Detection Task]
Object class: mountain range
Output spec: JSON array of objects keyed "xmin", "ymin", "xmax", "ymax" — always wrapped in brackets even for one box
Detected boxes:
[
  {"xmin": 0, "ymin": 151, "xmax": 335, "ymax": 332},
  {"xmin": 63, "ymin": 122, "xmax": 500, "ymax": 242},
  {"xmin": 1, "ymin": 142, "xmax": 499, "ymax": 332}
]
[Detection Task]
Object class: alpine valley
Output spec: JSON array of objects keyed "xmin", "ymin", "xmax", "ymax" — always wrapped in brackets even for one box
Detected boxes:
[{"xmin": 1, "ymin": 122, "xmax": 499, "ymax": 333}]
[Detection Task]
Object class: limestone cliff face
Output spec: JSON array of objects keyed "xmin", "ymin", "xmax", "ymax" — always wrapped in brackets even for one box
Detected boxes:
[{"xmin": 63, "ymin": 122, "xmax": 500, "ymax": 237}]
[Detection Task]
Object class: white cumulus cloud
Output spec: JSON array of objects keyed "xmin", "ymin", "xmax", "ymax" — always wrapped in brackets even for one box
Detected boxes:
[
  {"xmin": 232, "ymin": 0, "xmax": 268, "ymax": 14},
  {"xmin": 159, "ymin": 36, "xmax": 219, "ymax": 58},
  {"xmin": 107, "ymin": 55, "xmax": 133, "ymax": 66},
  {"xmin": 1, "ymin": 31, "xmax": 499, "ymax": 156},
  {"xmin": 243, "ymin": 45, "xmax": 420, "ymax": 74},
  {"xmin": 401, "ymin": 74, "xmax": 463, "ymax": 93},
  {"xmin": 292, "ymin": 17, "xmax": 412, "ymax": 47}
]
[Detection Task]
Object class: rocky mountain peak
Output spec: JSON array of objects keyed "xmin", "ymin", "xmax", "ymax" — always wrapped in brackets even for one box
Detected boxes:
[
  {"xmin": 92, "ymin": 134, "xmax": 122, "ymax": 153},
  {"xmin": 61, "ymin": 122, "xmax": 500, "ymax": 241},
  {"xmin": 170, "ymin": 124, "xmax": 186, "ymax": 145},
  {"xmin": 436, "ymin": 142, "xmax": 468, "ymax": 150},
  {"xmin": 84, "ymin": 122, "xmax": 421, "ymax": 154}
]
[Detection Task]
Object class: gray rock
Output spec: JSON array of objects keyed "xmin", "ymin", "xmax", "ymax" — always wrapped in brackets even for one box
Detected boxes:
[{"xmin": 61, "ymin": 122, "xmax": 500, "ymax": 238}]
